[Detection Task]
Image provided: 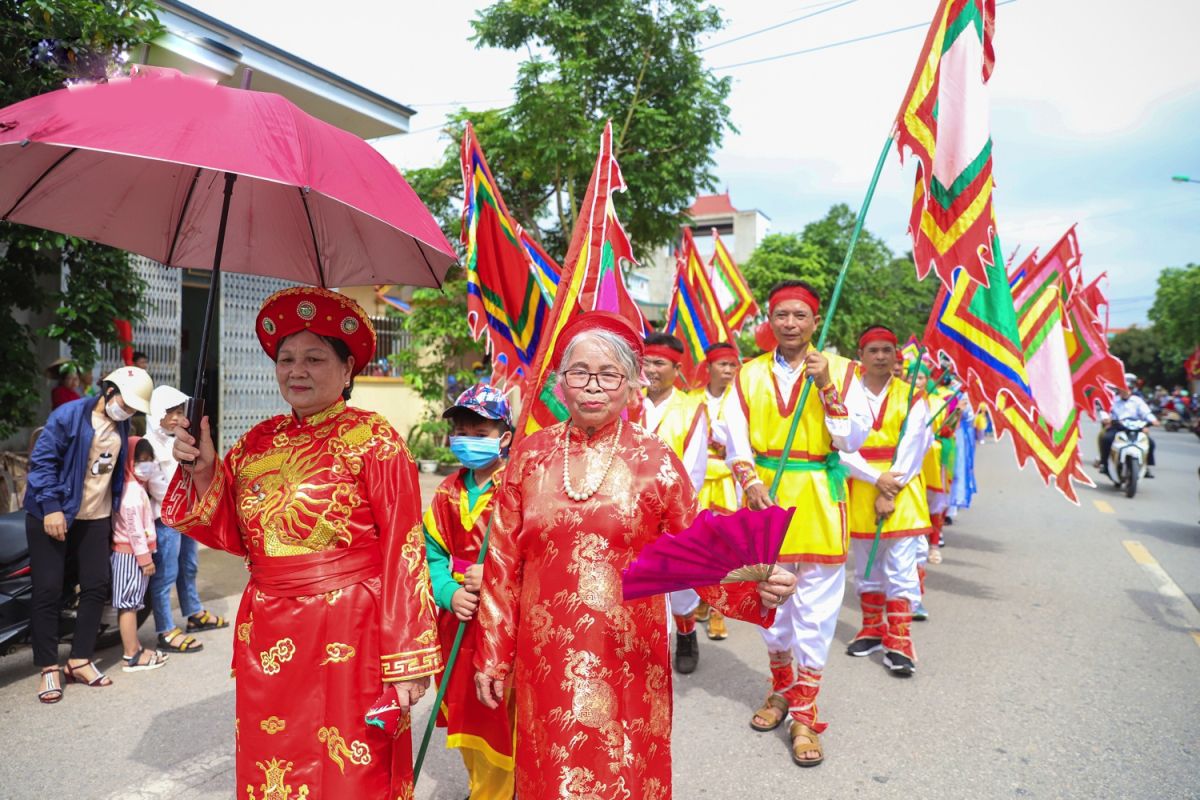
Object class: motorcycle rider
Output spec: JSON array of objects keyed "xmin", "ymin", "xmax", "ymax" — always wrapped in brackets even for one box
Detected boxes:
[{"xmin": 1095, "ymin": 373, "xmax": 1157, "ymax": 479}]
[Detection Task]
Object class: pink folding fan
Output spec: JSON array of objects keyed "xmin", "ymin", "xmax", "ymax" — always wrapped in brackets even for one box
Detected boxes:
[{"xmin": 621, "ymin": 506, "xmax": 796, "ymax": 601}]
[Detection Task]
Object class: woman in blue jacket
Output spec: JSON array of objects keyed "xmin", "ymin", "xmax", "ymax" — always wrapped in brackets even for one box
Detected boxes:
[{"xmin": 24, "ymin": 366, "xmax": 153, "ymax": 703}]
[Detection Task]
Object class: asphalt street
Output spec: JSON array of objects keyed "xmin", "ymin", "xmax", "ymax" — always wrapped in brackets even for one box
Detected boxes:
[{"xmin": 1, "ymin": 424, "xmax": 1197, "ymax": 799}]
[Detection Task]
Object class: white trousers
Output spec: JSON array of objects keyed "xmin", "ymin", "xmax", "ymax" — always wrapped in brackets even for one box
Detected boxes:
[
  {"xmin": 758, "ymin": 562, "xmax": 845, "ymax": 670},
  {"xmin": 928, "ymin": 491, "xmax": 949, "ymax": 515},
  {"xmin": 669, "ymin": 589, "xmax": 701, "ymax": 618},
  {"xmin": 915, "ymin": 532, "xmax": 930, "ymax": 566},
  {"xmin": 851, "ymin": 537, "xmax": 921, "ymax": 603}
]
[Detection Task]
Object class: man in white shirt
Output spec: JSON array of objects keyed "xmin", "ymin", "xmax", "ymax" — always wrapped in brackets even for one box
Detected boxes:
[{"xmin": 1096, "ymin": 377, "xmax": 1157, "ymax": 478}]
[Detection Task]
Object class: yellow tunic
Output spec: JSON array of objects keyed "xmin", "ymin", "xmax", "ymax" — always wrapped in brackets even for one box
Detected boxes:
[
  {"xmin": 847, "ymin": 379, "xmax": 933, "ymax": 539},
  {"xmin": 736, "ymin": 352, "xmax": 857, "ymax": 564},
  {"xmin": 693, "ymin": 386, "xmax": 739, "ymax": 512},
  {"xmin": 649, "ymin": 388, "xmax": 705, "ymax": 460},
  {"xmin": 922, "ymin": 385, "xmax": 956, "ymax": 494}
]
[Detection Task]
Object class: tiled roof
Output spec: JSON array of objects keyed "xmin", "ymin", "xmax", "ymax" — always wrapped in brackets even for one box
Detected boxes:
[{"xmin": 687, "ymin": 192, "xmax": 737, "ymax": 218}]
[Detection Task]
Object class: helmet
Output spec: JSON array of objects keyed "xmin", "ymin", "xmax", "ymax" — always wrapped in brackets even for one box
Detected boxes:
[
  {"xmin": 103, "ymin": 366, "xmax": 153, "ymax": 414},
  {"xmin": 1123, "ymin": 372, "xmax": 1137, "ymax": 388}
]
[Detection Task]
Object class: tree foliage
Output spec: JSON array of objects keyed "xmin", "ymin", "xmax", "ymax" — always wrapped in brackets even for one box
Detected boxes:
[
  {"xmin": 1109, "ymin": 326, "xmax": 1184, "ymax": 389},
  {"xmin": 1147, "ymin": 263, "xmax": 1200, "ymax": 355},
  {"xmin": 389, "ymin": 269, "xmax": 484, "ymax": 407},
  {"xmin": 0, "ymin": 0, "xmax": 160, "ymax": 438},
  {"xmin": 407, "ymin": 0, "xmax": 733, "ymax": 261},
  {"xmin": 740, "ymin": 204, "xmax": 938, "ymax": 354}
]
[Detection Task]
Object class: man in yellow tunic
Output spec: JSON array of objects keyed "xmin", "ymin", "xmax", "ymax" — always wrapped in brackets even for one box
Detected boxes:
[
  {"xmin": 723, "ymin": 281, "xmax": 870, "ymax": 767},
  {"xmin": 691, "ymin": 341, "xmax": 742, "ymax": 641},
  {"xmin": 841, "ymin": 326, "xmax": 932, "ymax": 677},
  {"xmin": 641, "ymin": 332, "xmax": 709, "ymax": 674}
]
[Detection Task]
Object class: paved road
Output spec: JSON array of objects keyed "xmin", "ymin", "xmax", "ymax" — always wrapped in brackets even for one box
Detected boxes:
[{"xmin": 2, "ymin": 432, "xmax": 1197, "ymax": 799}]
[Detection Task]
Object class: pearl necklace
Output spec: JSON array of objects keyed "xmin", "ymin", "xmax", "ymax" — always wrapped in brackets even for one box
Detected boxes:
[{"xmin": 562, "ymin": 419, "xmax": 623, "ymax": 502}]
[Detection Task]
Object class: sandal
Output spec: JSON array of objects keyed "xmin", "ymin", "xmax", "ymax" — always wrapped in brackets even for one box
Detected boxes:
[
  {"xmin": 186, "ymin": 610, "xmax": 229, "ymax": 632},
  {"xmin": 64, "ymin": 660, "xmax": 112, "ymax": 687},
  {"xmin": 749, "ymin": 692, "xmax": 788, "ymax": 732},
  {"xmin": 37, "ymin": 667, "xmax": 63, "ymax": 704},
  {"xmin": 122, "ymin": 647, "xmax": 169, "ymax": 673},
  {"xmin": 158, "ymin": 627, "xmax": 203, "ymax": 653},
  {"xmin": 789, "ymin": 721, "xmax": 824, "ymax": 767}
]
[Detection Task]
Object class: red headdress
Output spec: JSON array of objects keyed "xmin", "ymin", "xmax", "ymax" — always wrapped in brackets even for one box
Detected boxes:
[
  {"xmin": 768, "ymin": 285, "xmax": 820, "ymax": 315},
  {"xmin": 551, "ymin": 311, "xmax": 645, "ymax": 370},
  {"xmin": 256, "ymin": 287, "xmax": 376, "ymax": 376}
]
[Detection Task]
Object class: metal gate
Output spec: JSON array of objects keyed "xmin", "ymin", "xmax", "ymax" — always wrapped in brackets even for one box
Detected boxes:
[
  {"xmin": 218, "ymin": 272, "xmax": 293, "ymax": 454},
  {"xmin": 96, "ymin": 255, "xmax": 181, "ymax": 390}
]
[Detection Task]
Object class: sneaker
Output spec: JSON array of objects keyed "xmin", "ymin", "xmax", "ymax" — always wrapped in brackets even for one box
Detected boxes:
[
  {"xmin": 705, "ymin": 611, "xmax": 729, "ymax": 641},
  {"xmin": 1146, "ymin": 470, "xmax": 1155, "ymax": 479},
  {"xmin": 846, "ymin": 637, "xmax": 883, "ymax": 657},
  {"xmin": 674, "ymin": 631, "xmax": 699, "ymax": 674},
  {"xmin": 694, "ymin": 601, "xmax": 712, "ymax": 623},
  {"xmin": 883, "ymin": 651, "xmax": 916, "ymax": 676},
  {"xmin": 912, "ymin": 601, "xmax": 929, "ymax": 621},
  {"xmin": 944, "ymin": 516, "xmax": 954, "ymax": 526}
]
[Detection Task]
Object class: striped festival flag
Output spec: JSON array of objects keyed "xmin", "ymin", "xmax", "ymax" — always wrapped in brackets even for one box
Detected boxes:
[
  {"xmin": 666, "ymin": 227, "xmax": 736, "ymax": 388},
  {"xmin": 708, "ymin": 229, "xmax": 759, "ymax": 332},
  {"xmin": 512, "ymin": 121, "xmax": 648, "ymax": 442},
  {"xmin": 461, "ymin": 122, "xmax": 559, "ymax": 383},
  {"xmin": 896, "ymin": 0, "xmax": 998, "ymax": 288}
]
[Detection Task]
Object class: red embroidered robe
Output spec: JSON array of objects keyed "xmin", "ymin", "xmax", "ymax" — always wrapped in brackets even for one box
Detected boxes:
[
  {"xmin": 163, "ymin": 401, "xmax": 440, "ymax": 800},
  {"xmin": 475, "ymin": 419, "xmax": 773, "ymax": 800}
]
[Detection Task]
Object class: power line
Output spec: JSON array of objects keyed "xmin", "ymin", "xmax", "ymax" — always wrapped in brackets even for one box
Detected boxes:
[
  {"xmin": 712, "ymin": 0, "xmax": 1019, "ymax": 71},
  {"xmin": 699, "ymin": 0, "xmax": 860, "ymax": 52}
]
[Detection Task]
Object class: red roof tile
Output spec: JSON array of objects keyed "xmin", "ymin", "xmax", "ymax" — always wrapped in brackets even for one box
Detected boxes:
[{"xmin": 687, "ymin": 191, "xmax": 737, "ymax": 218}]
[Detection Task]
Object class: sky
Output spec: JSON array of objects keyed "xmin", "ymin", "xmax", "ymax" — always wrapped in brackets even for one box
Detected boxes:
[{"xmin": 189, "ymin": 0, "xmax": 1200, "ymax": 327}]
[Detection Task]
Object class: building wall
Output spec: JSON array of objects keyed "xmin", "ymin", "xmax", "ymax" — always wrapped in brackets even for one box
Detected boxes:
[{"xmin": 349, "ymin": 378, "xmax": 433, "ymax": 440}]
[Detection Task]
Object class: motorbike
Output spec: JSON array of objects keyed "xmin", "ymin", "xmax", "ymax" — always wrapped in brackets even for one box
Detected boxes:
[
  {"xmin": 1105, "ymin": 420, "xmax": 1151, "ymax": 499},
  {"xmin": 1162, "ymin": 410, "xmax": 1184, "ymax": 433},
  {"xmin": 0, "ymin": 510, "xmax": 150, "ymax": 656}
]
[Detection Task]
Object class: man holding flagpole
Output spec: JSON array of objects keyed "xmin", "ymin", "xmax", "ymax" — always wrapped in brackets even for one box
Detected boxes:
[
  {"xmin": 641, "ymin": 331, "xmax": 709, "ymax": 674},
  {"xmin": 723, "ymin": 280, "xmax": 870, "ymax": 767},
  {"xmin": 841, "ymin": 326, "xmax": 932, "ymax": 677}
]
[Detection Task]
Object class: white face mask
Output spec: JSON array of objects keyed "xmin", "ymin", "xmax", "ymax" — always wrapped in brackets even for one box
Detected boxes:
[
  {"xmin": 105, "ymin": 398, "xmax": 134, "ymax": 422},
  {"xmin": 134, "ymin": 463, "xmax": 156, "ymax": 480}
]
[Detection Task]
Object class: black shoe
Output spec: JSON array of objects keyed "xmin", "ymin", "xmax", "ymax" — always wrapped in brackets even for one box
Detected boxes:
[
  {"xmin": 1146, "ymin": 471, "xmax": 1155, "ymax": 479},
  {"xmin": 883, "ymin": 651, "xmax": 916, "ymax": 676},
  {"xmin": 846, "ymin": 637, "xmax": 882, "ymax": 657},
  {"xmin": 674, "ymin": 631, "xmax": 699, "ymax": 674},
  {"xmin": 943, "ymin": 516, "xmax": 954, "ymax": 526}
]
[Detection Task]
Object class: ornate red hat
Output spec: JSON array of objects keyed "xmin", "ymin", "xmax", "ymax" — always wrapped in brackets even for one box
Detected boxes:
[
  {"xmin": 551, "ymin": 311, "xmax": 645, "ymax": 370},
  {"xmin": 256, "ymin": 287, "xmax": 376, "ymax": 376}
]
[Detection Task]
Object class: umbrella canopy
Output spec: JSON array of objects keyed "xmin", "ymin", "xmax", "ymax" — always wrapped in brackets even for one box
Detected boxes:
[{"xmin": 0, "ymin": 69, "xmax": 455, "ymax": 287}]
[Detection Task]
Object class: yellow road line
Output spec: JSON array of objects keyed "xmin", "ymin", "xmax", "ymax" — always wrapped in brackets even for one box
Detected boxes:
[
  {"xmin": 1122, "ymin": 540, "xmax": 1200, "ymax": 652},
  {"xmin": 1122, "ymin": 540, "xmax": 1155, "ymax": 565},
  {"xmin": 1094, "ymin": 499, "xmax": 1115, "ymax": 514}
]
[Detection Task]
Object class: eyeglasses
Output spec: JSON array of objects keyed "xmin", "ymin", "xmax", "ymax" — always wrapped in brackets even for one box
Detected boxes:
[{"xmin": 561, "ymin": 369, "xmax": 627, "ymax": 390}]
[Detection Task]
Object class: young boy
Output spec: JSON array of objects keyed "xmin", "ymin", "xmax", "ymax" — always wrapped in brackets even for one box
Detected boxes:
[
  {"xmin": 423, "ymin": 384, "xmax": 515, "ymax": 800},
  {"xmin": 112, "ymin": 438, "xmax": 169, "ymax": 672}
]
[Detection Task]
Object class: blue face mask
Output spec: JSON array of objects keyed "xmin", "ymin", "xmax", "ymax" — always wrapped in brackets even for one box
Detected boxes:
[{"xmin": 449, "ymin": 435, "xmax": 502, "ymax": 469}]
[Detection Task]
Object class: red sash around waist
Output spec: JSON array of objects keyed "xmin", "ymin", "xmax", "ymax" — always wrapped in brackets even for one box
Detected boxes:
[
  {"xmin": 249, "ymin": 544, "xmax": 382, "ymax": 598},
  {"xmin": 858, "ymin": 446, "xmax": 897, "ymax": 463}
]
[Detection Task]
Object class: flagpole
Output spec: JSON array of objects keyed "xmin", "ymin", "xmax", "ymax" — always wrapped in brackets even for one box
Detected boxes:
[
  {"xmin": 769, "ymin": 134, "xmax": 895, "ymax": 499},
  {"xmin": 412, "ymin": 516, "xmax": 495, "ymax": 786},
  {"xmin": 863, "ymin": 349, "xmax": 924, "ymax": 579}
]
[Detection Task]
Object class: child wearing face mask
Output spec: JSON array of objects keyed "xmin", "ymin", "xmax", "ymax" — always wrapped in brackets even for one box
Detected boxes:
[
  {"xmin": 421, "ymin": 384, "xmax": 514, "ymax": 799},
  {"xmin": 111, "ymin": 438, "xmax": 169, "ymax": 672}
]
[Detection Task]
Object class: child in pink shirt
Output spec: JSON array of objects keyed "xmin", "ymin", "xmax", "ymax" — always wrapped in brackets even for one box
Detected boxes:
[{"xmin": 111, "ymin": 438, "xmax": 168, "ymax": 672}]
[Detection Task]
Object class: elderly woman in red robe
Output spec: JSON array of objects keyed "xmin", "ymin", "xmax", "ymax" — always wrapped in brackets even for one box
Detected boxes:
[
  {"xmin": 473, "ymin": 311, "xmax": 797, "ymax": 799},
  {"xmin": 164, "ymin": 287, "xmax": 440, "ymax": 800}
]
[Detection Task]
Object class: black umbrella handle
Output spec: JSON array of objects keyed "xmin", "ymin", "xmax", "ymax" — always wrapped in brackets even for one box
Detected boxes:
[{"xmin": 182, "ymin": 171, "xmax": 237, "ymax": 465}]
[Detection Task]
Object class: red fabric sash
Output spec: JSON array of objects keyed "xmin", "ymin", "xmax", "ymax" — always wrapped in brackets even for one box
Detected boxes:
[
  {"xmin": 249, "ymin": 544, "xmax": 382, "ymax": 598},
  {"xmin": 857, "ymin": 446, "xmax": 897, "ymax": 462}
]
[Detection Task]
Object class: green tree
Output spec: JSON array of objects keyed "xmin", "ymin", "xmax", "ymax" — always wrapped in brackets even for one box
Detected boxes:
[
  {"xmin": 389, "ymin": 269, "xmax": 484, "ymax": 407},
  {"xmin": 1148, "ymin": 263, "xmax": 1200, "ymax": 357},
  {"xmin": 1109, "ymin": 325, "xmax": 1183, "ymax": 388},
  {"xmin": 407, "ymin": 0, "xmax": 733, "ymax": 260},
  {"xmin": 0, "ymin": 0, "xmax": 161, "ymax": 438},
  {"xmin": 740, "ymin": 204, "xmax": 938, "ymax": 354}
]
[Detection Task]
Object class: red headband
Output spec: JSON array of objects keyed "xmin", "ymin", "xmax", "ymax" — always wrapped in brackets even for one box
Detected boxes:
[
  {"xmin": 858, "ymin": 327, "xmax": 898, "ymax": 349},
  {"xmin": 644, "ymin": 344, "xmax": 683, "ymax": 365},
  {"xmin": 768, "ymin": 286, "xmax": 820, "ymax": 314},
  {"xmin": 705, "ymin": 343, "xmax": 740, "ymax": 365},
  {"xmin": 551, "ymin": 311, "xmax": 645, "ymax": 370}
]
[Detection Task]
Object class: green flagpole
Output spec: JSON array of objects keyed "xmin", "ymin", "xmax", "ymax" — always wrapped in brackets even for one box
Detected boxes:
[
  {"xmin": 412, "ymin": 515, "xmax": 495, "ymax": 786},
  {"xmin": 769, "ymin": 134, "xmax": 895, "ymax": 500},
  {"xmin": 863, "ymin": 349, "xmax": 924, "ymax": 579},
  {"xmin": 924, "ymin": 389, "xmax": 964, "ymax": 429}
]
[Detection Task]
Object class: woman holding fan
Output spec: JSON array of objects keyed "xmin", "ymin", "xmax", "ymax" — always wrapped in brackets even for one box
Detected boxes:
[{"xmin": 473, "ymin": 311, "xmax": 795, "ymax": 799}]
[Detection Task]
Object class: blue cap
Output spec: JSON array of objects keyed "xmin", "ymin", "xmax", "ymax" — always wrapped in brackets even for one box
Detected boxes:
[{"xmin": 442, "ymin": 383, "xmax": 511, "ymax": 425}]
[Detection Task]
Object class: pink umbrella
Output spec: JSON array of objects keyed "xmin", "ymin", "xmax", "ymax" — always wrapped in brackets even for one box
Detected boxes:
[{"xmin": 0, "ymin": 68, "xmax": 456, "ymax": 424}]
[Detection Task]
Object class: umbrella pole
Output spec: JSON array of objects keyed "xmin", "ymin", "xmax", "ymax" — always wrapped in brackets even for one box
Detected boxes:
[{"xmin": 187, "ymin": 171, "xmax": 238, "ymax": 440}]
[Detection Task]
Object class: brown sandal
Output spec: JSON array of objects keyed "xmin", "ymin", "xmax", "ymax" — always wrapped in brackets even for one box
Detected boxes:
[
  {"xmin": 64, "ymin": 660, "xmax": 112, "ymax": 687},
  {"xmin": 749, "ymin": 692, "xmax": 788, "ymax": 732},
  {"xmin": 37, "ymin": 667, "xmax": 63, "ymax": 704},
  {"xmin": 789, "ymin": 721, "xmax": 824, "ymax": 767}
]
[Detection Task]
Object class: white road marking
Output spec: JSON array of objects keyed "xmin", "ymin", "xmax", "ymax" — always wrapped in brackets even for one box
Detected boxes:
[
  {"xmin": 1122, "ymin": 540, "xmax": 1200, "ymax": 649},
  {"xmin": 1093, "ymin": 499, "xmax": 1115, "ymax": 514}
]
